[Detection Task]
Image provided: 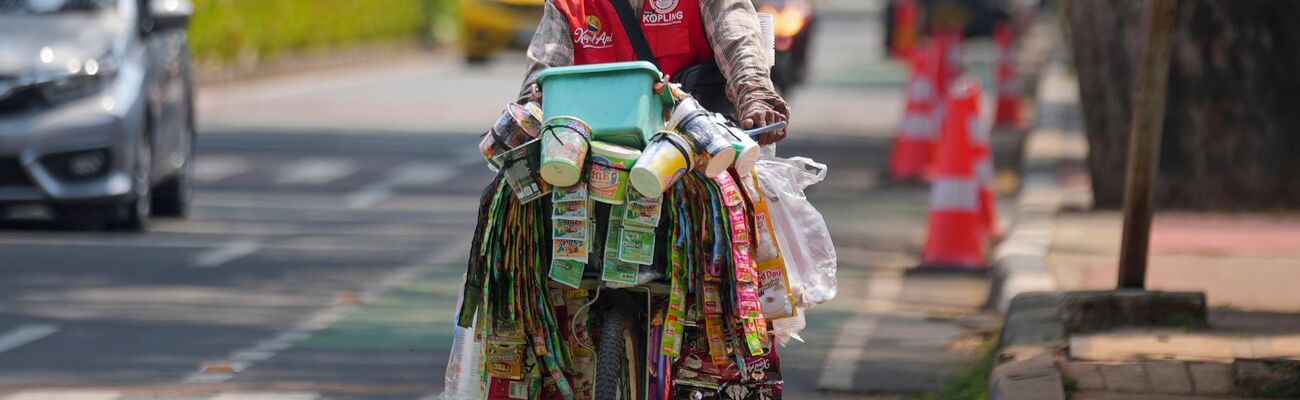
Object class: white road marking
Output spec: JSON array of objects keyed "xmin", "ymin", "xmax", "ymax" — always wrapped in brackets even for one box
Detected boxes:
[
  {"xmin": 230, "ymin": 349, "xmax": 276, "ymax": 362},
  {"xmin": 0, "ymin": 235, "xmax": 421, "ymax": 255},
  {"xmin": 4, "ymin": 392, "xmax": 121, "ymax": 400},
  {"xmin": 206, "ymin": 393, "xmax": 320, "ymax": 400},
  {"xmin": 344, "ymin": 188, "xmax": 392, "ymax": 210},
  {"xmin": 0, "ymin": 324, "xmax": 59, "ymax": 355},
  {"xmin": 182, "ymin": 238, "xmax": 470, "ymax": 385},
  {"xmin": 345, "ymin": 162, "xmax": 456, "ymax": 209},
  {"xmin": 193, "ymin": 156, "xmax": 250, "ymax": 183},
  {"xmin": 192, "ymin": 191, "xmax": 481, "ymax": 213},
  {"xmin": 388, "ymin": 161, "xmax": 458, "ymax": 186},
  {"xmin": 271, "ymin": 158, "xmax": 358, "ymax": 186},
  {"xmin": 192, "ymin": 239, "xmax": 263, "ymax": 268},
  {"xmin": 817, "ymin": 272, "xmax": 905, "ymax": 391}
]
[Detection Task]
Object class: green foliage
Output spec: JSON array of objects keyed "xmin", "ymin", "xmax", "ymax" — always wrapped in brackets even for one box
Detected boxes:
[
  {"xmin": 1160, "ymin": 312, "xmax": 1210, "ymax": 330},
  {"xmin": 931, "ymin": 338, "xmax": 998, "ymax": 400},
  {"xmin": 1240, "ymin": 361, "xmax": 1300, "ymax": 398},
  {"xmin": 187, "ymin": 0, "xmax": 456, "ymax": 66}
]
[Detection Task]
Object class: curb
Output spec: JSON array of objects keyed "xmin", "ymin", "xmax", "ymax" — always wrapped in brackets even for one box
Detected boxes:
[
  {"xmin": 988, "ymin": 40, "xmax": 1092, "ymax": 313},
  {"xmin": 986, "ymin": 17, "xmax": 1086, "ymax": 400},
  {"xmin": 990, "ymin": 293, "xmax": 1067, "ymax": 400}
]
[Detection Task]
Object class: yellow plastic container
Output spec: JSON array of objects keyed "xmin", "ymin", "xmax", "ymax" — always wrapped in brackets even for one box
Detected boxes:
[{"xmin": 630, "ymin": 131, "xmax": 696, "ymax": 199}]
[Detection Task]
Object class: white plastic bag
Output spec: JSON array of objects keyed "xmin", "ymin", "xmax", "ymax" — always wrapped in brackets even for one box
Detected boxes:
[
  {"xmin": 755, "ymin": 154, "xmax": 838, "ymax": 308},
  {"xmin": 441, "ymin": 274, "xmax": 483, "ymax": 400},
  {"xmin": 440, "ymin": 321, "xmax": 482, "ymax": 400}
]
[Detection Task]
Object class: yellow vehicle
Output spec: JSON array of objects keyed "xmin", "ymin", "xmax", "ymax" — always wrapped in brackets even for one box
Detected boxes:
[{"xmin": 459, "ymin": 0, "xmax": 545, "ymax": 63}]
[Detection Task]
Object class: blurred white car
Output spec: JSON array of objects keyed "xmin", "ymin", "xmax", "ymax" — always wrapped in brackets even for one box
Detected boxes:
[{"xmin": 0, "ymin": 0, "xmax": 195, "ymax": 230}]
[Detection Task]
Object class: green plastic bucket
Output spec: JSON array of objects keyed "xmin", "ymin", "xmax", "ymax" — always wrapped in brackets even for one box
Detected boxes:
[{"xmin": 537, "ymin": 61, "xmax": 674, "ymax": 149}]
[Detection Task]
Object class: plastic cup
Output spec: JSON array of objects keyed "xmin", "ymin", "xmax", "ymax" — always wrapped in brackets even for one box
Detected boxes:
[
  {"xmin": 671, "ymin": 98, "xmax": 736, "ymax": 178},
  {"xmin": 728, "ymin": 122, "xmax": 761, "ymax": 174},
  {"xmin": 630, "ymin": 131, "xmax": 695, "ymax": 199},
  {"xmin": 588, "ymin": 141, "xmax": 640, "ymax": 204},
  {"xmin": 493, "ymin": 103, "xmax": 544, "ymax": 148},
  {"xmin": 540, "ymin": 116, "xmax": 591, "ymax": 187},
  {"xmin": 477, "ymin": 134, "xmax": 501, "ymax": 172},
  {"xmin": 683, "ymin": 117, "xmax": 736, "ymax": 178}
]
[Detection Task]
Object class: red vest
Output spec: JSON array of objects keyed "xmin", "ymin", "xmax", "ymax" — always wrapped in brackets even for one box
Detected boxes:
[{"xmin": 553, "ymin": 0, "xmax": 715, "ymax": 77}]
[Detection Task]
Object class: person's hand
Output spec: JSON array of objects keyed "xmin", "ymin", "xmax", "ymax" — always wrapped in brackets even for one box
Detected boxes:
[
  {"xmin": 742, "ymin": 107, "xmax": 788, "ymax": 145},
  {"xmin": 529, "ymin": 84, "xmax": 543, "ymax": 104},
  {"xmin": 653, "ymin": 77, "xmax": 669, "ymax": 95}
]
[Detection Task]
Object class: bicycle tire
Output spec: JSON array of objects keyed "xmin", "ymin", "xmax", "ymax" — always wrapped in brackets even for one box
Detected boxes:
[{"xmin": 595, "ymin": 304, "xmax": 640, "ymax": 399}]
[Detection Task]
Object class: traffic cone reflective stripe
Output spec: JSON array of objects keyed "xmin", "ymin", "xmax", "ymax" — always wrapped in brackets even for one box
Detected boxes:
[
  {"xmin": 994, "ymin": 23, "xmax": 1022, "ymax": 128},
  {"xmin": 930, "ymin": 178, "xmax": 980, "ymax": 211},
  {"xmin": 923, "ymin": 178, "xmax": 986, "ymax": 268},
  {"xmin": 920, "ymin": 78, "xmax": 987, "ymax": 270}
]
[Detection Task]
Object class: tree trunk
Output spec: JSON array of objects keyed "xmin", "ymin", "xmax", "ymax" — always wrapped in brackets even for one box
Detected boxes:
[{"xmin": 1064, "ymin": 0, "xmax": 1300, "ymax": 210}]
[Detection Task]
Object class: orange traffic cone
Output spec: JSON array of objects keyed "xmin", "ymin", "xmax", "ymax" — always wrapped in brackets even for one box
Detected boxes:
[
  {"xmin": 920, "ymin": 79, "xmax": 986, "ymax": 269},
  {"xmin": 890, "ymin": 0, "xmax": 919, "ymax": 58},
  {"xmin": 890, "ymin": 43, "xmax": 939, "ymax": 181},
  {"xmin": 934, "ymin": 28, "xmax": 964, "ymax": 90},
  {"xmin": 924, "ymin": 29, "xmax": 962, "ymax": 179},
  {"xmin": 967, "ymin": 88, "xmax": 999, "ymax": 238},
  {"xmin": 993, "ymin": 23, "xmax": 1022, "ymax": 129}
]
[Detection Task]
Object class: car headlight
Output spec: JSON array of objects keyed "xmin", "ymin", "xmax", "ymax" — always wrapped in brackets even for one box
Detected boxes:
[{"xmin": 36, "ymin": 56, "xmax": 119, "ymax": 105}]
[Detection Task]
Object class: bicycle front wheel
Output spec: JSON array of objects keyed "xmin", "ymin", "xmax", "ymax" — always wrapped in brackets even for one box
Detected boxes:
[{"xmin": 595, "ymin": 303, "xmax": 642, "ymax": 400}]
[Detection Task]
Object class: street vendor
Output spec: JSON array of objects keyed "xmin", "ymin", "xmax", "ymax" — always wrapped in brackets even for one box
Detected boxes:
[
  {"xmin": 518, "ymin": 0, "xmax": 791, "ymax": 145},
  {"xmin": 446, "ymin": 3, "xmax": 822, "ymax": 399}
]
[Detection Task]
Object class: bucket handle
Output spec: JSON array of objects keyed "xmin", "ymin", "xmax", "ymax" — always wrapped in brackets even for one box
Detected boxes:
[
  {"xmin": 649, "ymin": 132, "xmax": 694, "ymax": 171},
  {"xmin": 542, "ymin": 123, "xmax": 591, "ymax": 149},
  {"xmin": 542, "ymin": 123, "xmax": 595, "ymax": 185}
]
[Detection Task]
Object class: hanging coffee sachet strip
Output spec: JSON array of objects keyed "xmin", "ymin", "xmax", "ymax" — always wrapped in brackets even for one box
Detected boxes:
[
  {"xmin": 550, "ymin": 184, "xmax": 590, "ymax": 288},
  {"xmin": 715, "ymin": 172, "xmax": 769, "ymax": 357}
]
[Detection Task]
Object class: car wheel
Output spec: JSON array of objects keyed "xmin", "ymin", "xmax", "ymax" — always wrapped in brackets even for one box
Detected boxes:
[
  {"xmin": 153, "ymin": 131, "xmax": 192, "ymax": 218},
  {"xmin": 108, "ymin": 135, "xmax": 152, "ymax": 231}
]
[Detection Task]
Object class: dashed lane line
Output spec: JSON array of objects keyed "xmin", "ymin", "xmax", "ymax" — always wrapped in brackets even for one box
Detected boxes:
[
  {"xmin": 207, "ymin": 392, "xmax": 319, "ymax": 400},
  {"xmin": 0, "ymin": 324, "xmax": 59, "ymax": 356},
  {"xmin": 817, "ymin": 270, "xmax": 905, "ymax": 391},
  {"xmin": 3, "ymin": 391, "xmax": 121, "ymax": 400},
  {"xmin": 345, "ymin": 161, "xmax": 458, "ymax": 209},
  {"xmin": 192, "ymin": 191, "xmax": 481, "ymax": 213},
  {"xmin": 183, "ymin": 237, "xmax": 470, "ymax": 385},
  {"xmin": 191, "ymin": 239, "xmax": 264, "ymax": 268},
  {"xmin": 271, "ymin": 158, "xmax": 358, "ymax": 186},
  {"xmin": 193, "ymin": 157, "xmax": 251, "ymax": 183},
  {"xmin": 0, "ymin": 235, "xmax": 426, "ymax": 255}
]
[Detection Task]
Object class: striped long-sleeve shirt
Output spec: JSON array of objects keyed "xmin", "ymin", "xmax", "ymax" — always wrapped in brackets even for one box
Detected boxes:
[{"xmin": 517, "ymin": 0, "xmax": 789, "ymax": 121}]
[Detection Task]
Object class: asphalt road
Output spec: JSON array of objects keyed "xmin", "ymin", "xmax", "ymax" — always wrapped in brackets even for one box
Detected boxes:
[
  {"xmin": 0, "ymin": 128, "xmax": 493, "ymax": 398},
  {"xmin": 0, "ymin": 1, "xmax": 998, "ymax": 398}
]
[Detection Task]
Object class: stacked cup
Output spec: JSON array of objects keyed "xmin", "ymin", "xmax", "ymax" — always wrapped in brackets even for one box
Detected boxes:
[{"xmin": 540, "ymin": 116, "xmax": 592, "ymax": 187}]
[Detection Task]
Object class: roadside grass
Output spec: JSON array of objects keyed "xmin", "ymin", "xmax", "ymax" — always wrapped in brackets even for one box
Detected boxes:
[
  {"xmin": 188, "ymin": 0, "xmax": 457, "ymax": 67},
  {"xmin": 926, "ymin": 332, "xmax": 999, "ymax": 400}
]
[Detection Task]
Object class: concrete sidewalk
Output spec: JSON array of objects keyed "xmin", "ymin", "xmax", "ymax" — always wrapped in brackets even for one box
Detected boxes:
[
  {"xmin": 990, "ymin": 25, "xmax": 1300, "ymax": 400},
  {"xmin": 1050, "ymin": 212, "xmax": 1300, "ymax": 313}
]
